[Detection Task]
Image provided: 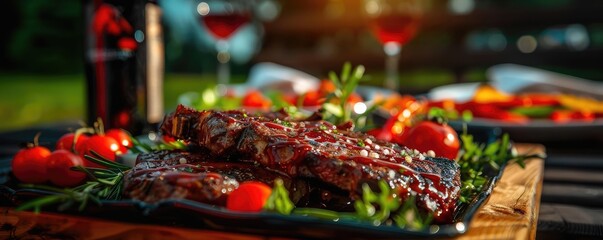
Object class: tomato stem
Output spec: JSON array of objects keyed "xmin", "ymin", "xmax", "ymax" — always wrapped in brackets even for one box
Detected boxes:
[
  {"xmin": 96, "ymin": 117, "xmax": 105, "ymax": 135},
  {"xmin": 33, "ymin": 132, "xmax": 42, "ymax": 147},
  {"xmin": 73, "ymin": 127, "xmax": 94, "ymax": 153}
]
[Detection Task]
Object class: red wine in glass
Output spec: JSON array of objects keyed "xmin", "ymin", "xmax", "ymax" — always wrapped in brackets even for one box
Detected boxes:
[
  {"xmin": 202, "ymin": 13, "xmax": 251, "ymax": 39},
  {"xmin": 372, "ymin": 14, "xmax": 421, "ymax": 45}
]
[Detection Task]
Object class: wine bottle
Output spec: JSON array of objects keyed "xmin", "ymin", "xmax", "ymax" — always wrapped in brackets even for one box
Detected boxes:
[{"xmin": 83, "ymin": 0, "xmax": 164, "ymax": 135}]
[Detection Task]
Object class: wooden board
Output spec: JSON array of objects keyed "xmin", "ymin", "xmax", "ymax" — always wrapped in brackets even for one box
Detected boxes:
[
  {"xmin": 456, "ymin": 144, "xmax": 545, "ymax": 240},
  {"xmin": 0, "ymin": 144, "xmax": 545, "ymax": 240}
]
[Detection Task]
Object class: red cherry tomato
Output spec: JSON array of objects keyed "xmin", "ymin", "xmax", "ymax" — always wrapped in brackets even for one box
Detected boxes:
[
  {"xmin": 75, "ymin": 137, "xmax": 89, "ymax": 156},
  {"xmin": 318, "ymin": 79, "xmax": 336, "ymax": 96},
  {"xmin": 11, "ymin": 146, "xmax": 51, "ymax": 184},
  {"xmin": 80, "ymin": 135, "xmax": 121, "ymax": 168},
  {"xmin": 162, "ymin": 134, "xmax": 176, "ymax": 143},
  {"xmin": 400, "ymin": 121, "xmax": 460, "ymax": 160},
  {"xmin": 106, "ymin": 129, "xmax": 132, "ymax": 153},
  {"xmin": 281, "ymin": 94, "xmax": 298, "ymax": 106},
  {"xmin": 367, "ymin": 128, "xmax": 393, "ymax": 141},
  {"xmin": 46, "ymin": 150, "xmax": 87, "ymax": 187},
  {"xmin": 456, "ymin": 102, "xmax": 529, "ymax": 123},
  {"xmin": 302, "ymin": 90, "xmax": 324, "ymax": 107},
  {"xmin": 347, "ymin": 93, "xmax": 364, "ymax": 105},
  {"xmin": 226, "ymin": 181, "xmax": 273, "ymax": 212},
  {"xmin": 56, "ymin": 133, "xmax": 89, "ymax": 153},
  {"xmin": 550, "ymin": 110, "xmax": 595, "ymax": 123},
  {"xmin": 241, "ymin": 90, "xmax": 271, "ymax": 109}
]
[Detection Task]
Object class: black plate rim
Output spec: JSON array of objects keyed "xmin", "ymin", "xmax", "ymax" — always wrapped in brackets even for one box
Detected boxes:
[{"xmin": 0, "ymin": 161, "xmax": 506, "ymax": 239}]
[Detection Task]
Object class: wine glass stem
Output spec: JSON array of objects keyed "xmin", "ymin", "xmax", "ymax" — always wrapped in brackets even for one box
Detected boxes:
[
  {"xmin": 216, "ymin": 40, "xmax": 230, "ymax": 85},
  {"xmin": 384, "ymin": 42, "xmax": 402, "ymax": 91}
]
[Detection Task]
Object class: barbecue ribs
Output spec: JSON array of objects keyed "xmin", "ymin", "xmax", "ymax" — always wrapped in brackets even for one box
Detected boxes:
[{"xmin": 125, "ymin": 105, "xmax": 461, "ymax": 222}]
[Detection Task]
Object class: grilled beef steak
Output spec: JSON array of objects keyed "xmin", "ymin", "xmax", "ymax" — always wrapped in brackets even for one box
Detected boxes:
[
  {"xmin": 124, "ymin": 149, "xmax": 299, "ymax": 204},
  {"xmin": 151, "ymin": 105, "xmax": 461, "ymax": 222}
]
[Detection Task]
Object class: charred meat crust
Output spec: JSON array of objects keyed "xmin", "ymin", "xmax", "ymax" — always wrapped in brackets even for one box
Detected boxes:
[{"xmin": 151, "ymin": 105, "xmax": 461, "ymax": 222}]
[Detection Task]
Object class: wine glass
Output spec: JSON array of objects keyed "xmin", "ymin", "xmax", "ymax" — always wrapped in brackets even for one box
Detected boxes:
[
  {"xmin": 196, "ymin": 0, "xmax": 253, "ymax": 85},
  {"xmin": 364, "ymin": 0, "xmax": 427, "ymax": 91}
]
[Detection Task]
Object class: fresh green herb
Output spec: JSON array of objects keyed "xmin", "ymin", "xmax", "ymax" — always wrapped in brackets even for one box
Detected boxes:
[
  {"xmin": 16, "ymin": 150, "xmax": 132, "ymax": 212},
  {"xmin": 264, "ymin": 179, "xmax": 295, "ymax": 215},
  {"xmin": 129, "ymin": 134, "xmax": 187, "ymax": 154},
  {"xmin": 16, "ymin": 185, "xmax": 101, "ymax": 213},
  {"xmin": 427, "ymin": 107, "xmax": 473, "ymax": 124},
  {"xmin": 392, "ymin": 196, "xmax": 433, "ymax": 230},
  {"xmin": 457, "ymin": 129, "xmax": 544, "ymax": 203},
  {"xmin": 510, "ymin": 106, "xmax": 555, "ymax": 118},
  {"xmin": 273, "ymin": 119, "xmax": 293, "ymax": 128},
  {"xmin": 357, "ymin": 139, "xmax": 365, "ymax": 147},
  {"xmin": 291, "ymin": 208, "xmax": 354, "ymax": 221},
  {"xmin": 323, "ymin": 62, "xmax": 366, "ymax": 126},
  {"xmin": 354, "ymin": 181, "xmax": 401, "ymax": 225},
  {"xmin": 264, "ymin": 90, "xmax": 294, "ymax": 110},
  {"xmin": 264, "ymin": 179, "xmax": 432, "ymax": 230}
]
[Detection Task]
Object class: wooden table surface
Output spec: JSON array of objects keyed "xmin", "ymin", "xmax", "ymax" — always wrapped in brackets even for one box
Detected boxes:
[
  {"xmin": 0, "ymin": 144, "xmax": 545, "ymax": 240},
  {"xmin": 456, "ymin": 144, "xmax": 545, "ymax": 240}
]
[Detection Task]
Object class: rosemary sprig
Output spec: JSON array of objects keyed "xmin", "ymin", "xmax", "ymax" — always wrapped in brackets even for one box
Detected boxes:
[
  {"xmin": 16, "ymin": 151, "xmax": 132, "ymax": 212},
  {"xmin": 15, "ymin": 184, "xmax": 101, "ymax": 213}
]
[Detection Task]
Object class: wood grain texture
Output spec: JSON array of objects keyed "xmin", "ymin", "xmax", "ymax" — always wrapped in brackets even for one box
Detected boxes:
[
  {"xmin": 456, "ymin": 144, "xmax": 545, "ymax": 240},
  {"xmin": 0, "ymin": 144, "xmax": 545, "ymax": 240}
]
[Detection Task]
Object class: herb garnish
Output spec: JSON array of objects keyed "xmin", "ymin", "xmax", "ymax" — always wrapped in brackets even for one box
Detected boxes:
[
  {"xmin": 16, "ymin": 150, "xmax": 132, "ymax": 213},
  {"xmin": 323, "ymin": 62, "xmax": 365, "ymax": 125},
  {"xmin": 263, "ymin": 179, "xmax": 294, "ymax": 215},
  {"xmin": 16, "ymin": 137, "xmax": 186, "ymax": 212},
  {"xmin": 456, "ymin": 129, "xmax": 545, "ymax": 203},
  {"xmin": 264, "ymin": 179, "xmax": 432, "ymax": 229},
  {"xmin": 129, "ymin": 133, "xmax": 187, "ymax": 154}
]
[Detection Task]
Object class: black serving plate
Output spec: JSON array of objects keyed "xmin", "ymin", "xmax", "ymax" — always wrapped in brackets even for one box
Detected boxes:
[
  {"xmin": 0, "ymin": 162, "xmax": 506, "ymax": 239},
  {"xmin": 0, "ymin": 126, "xmax": 507, "ymax": 239}
]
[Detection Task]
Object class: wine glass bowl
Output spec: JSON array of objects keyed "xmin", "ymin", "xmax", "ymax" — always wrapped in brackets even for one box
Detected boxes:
[
  {"xmin": 197, "ymin": 1, "xmax": 252, "ymax": 40},
  {"xmin": 364, "ymin": 0, "xmax": 427, "ymax": 91},
  {"xmin": 196, "ymin": 0, "xmax": 253, "ymax": 85}
]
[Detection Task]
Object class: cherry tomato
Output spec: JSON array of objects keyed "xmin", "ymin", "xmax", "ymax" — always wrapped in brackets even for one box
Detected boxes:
[
  {"xmin": 80, "ymin": 135, "xmax": 121, "ymax": 168},
  {"xmin": 106, "ymin": 129, "xmax": 132, "ymax": 153},
  {"xmin": 226, "ymin": 181, "xmax": 272, "ymax": 212},
  {"xmin": 367, "ymin": 128, "xmax": 393, "ymax": 141},
  {"xmin": 372, "ymin": 100, "xmax": 424, "ymax": 144},
  {"xmin": 347, "ymin": 93, "xmax": 364, "ymax": 105},
  {"xmin": 75, "ymin": 137, "xmax": 89, "ymax": 156},
  {"xmin": 241, "ymin": 90, "xmax": 271, "ymax": 109},
  {"xmin": 11, "ymin": 146, "xmax": 51, "ymax": 184},
  {"xmin": 550, "ymin": 110, "xmax": 595, "ymax": 123},
  {"xmin": 56, "ymin": 133, "xmax": 89, "ymax": 153},
  {"xmin": 318, "ymin": 79, "xmax": 336, "ymax": 96},
  {"xmin": 302, "ymin": 90, "xmax": 324, "ymax": 107},
  {"xmin": 400, "ymin": 121, "xmax": 460, "ymax": 160},
  {"xmin": 281, "ymin": 94, "xmax": 298, "ymax": 106},
  {"xmin": 162, "ymin": 134, "xmax": 177, "ymax": 143},
  {"xmin": 46, "ymin": 150, "xmax": 87, "ymax": 187}
]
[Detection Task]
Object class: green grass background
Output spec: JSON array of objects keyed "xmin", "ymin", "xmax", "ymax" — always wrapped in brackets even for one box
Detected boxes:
[
  {"xmin": 0, "ymin": 70, "xmax": 459, "ymax": 131},
  {"xmin": 0, "ymin": 74, "xmax": 220, "ymax": 131}
]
